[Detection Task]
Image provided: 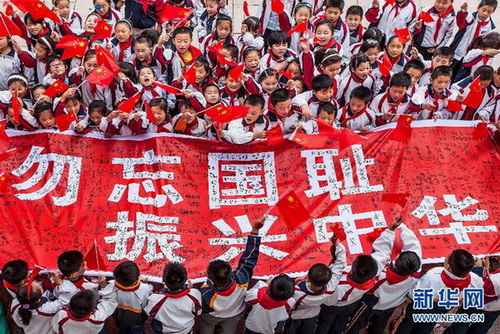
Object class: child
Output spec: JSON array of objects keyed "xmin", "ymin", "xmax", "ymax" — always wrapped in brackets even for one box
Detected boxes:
[
  {"xmin": 256, "ymin": 0, "xmax": 292, "ymax": 47},
  {"xmin": 90, "ymin": 0, "xmax": 121, "ymax": 27},
  {"xmin": 293, "ymin": 74, "xmax": 338, "ymax": 118},
  {"xmin": 260, "ymin": 31, "xmax": 296, "ymax": 73},
  {"xmin": 305, "ymin": 50, "xmax": 342, "ymax": 97},
  {"xmin": 13, "ymin": 14, "xmax": 52, "ymax": 52},
  {"xmin": 371, "ymin": 72, "xmax": 412, "ymax": 125},
  {"xmin": 413, "ymin": 0, "xmax": 455, "ymax": 60},
  {"xmin": 346, "ymin": 5, "xmax": 365, "ymax": 45},
  {"xmin": 314, "ymin": 0, "xmax": 350, "ymax": 59},
  {"xmin": 349, "ymin": 27, "xmax": 386, "ymax": 60},
  {"xmin": 0, "ymin": 36, "xmax": 24, "ymax": 90},
  {"xmin": 449, "ymin": 0, "xmax": 498, "ymax": 73},
  {"xmin": 224, "ymin": 94, "xmax": 270, "ymax": 144},
  {"xmin": 313, "ymin": 21, "xmax": 343, "ymax": 57},
  {"xmin": 136, "ymin": 66, "xmax": 166, "ymax": 102},
  {"xmin": 455, "ymin": 32, "xmax": 500, "ymax": 82},
  {"xmin": 51, "ymin": 288, "xmax": 117, "ymax": 333},
  {"xmin": 54, "ymin": 250, "xmax": 98, "ymax": 298},
  {"xmin": 379, "ymin": 36, "xmax": 410, "ymax": 74},
  {"xmin": 417, "ymin": 46, "xmax": 454, "ymax": 86},
  {"xmin": 4, "ymin": 99, "xmax": 38, "ymax": 131},
  {"xmin": 145, "ymin": 263, "xmax": 201, "ymax": 334},
  {"xmin": 111, "ymin": 62, "xmax": 139, "ymax": 102},
  {"xmin": 365, "ymin": 0, "xmax": 418, "ymax": 40},
  {"xmin": 110, "ymin": 261, "xmax": 152, "ymax": 334},
  {"xmin": 201, "ymin": 15, "xmax": 236, "ymax": 62},
  {"xmin": 237, "ymin": 17, "xmax": 265, "ymax": 59},
  {"xmin": 212, "ymin": 44, "xmax": 239, "ymax": 84},
  {"xmin": 403, "ymin": 59, "xmax": 425, "ymax": 96},
  {"xmin": 258, "ymin": 69, "xmax": 280, "ymax": 108},
  {"xmin": 129, "ymin": 98, "xmax": 172, "ymax": 134},
  {"xmin": 410, "ymin": 66, "xmax": 457, "ymax": 120},
  {"xmin": 75, "ymin": 100, "xmax": 106, "ymax": 134},
  {"xmin": 338, "ymin": 54, "xmax": 375, "ymax": 106},
  {"xmin": 203, "ymin": 84, "xmax": 222, "ymax": 108},
  {"xmin": 316, "ymin": 102, "xmax": 339, "ymax": 129},
  {"xmin": 197, "ymin": 0, "xmax": 230, "ymax": 42},
  {"xmin": 394, "ymin": 249, "xmax": 483, "ymax": 334},
  {"xmin": 43, "ymin": 55, "xmax": 69, "ymax": 86},
  {"xmin": 289, "ymin": 3, "xmax": 313, "ymax": 53},
  {"xmin": 110, "ymin": 19, "xmax": 135, "ymax": 62},
  {"xmin": 172, "ymin": 57, "xmax": 213, "ymax": 93},
  {"xmin": 220, "ymin": 70, "xmax": 261, "ymax": 106},
  {"xmin": 131, "ymin": 35, "xmax": 163, "ymax": 79},
  {"xmin": 199, "ymin": 217, "xmax": 264, "ymax": 334},
  {"xmin": 34, "ymin": 102, "xmax": 57, "ymax": 130},
  {"xmin": 171, "ymin": 99, "xmax": 206, "ymax": 136},
  {"xmin": 54, "ymin": 89, "xmax": 86, "ymax": 120},
  {"xmin": 52, "ymin": 0, "xmax": 84, "ymax": 36},
  {"xmin": 338, "ymin": 86, "xmax": 376, "ymax": 131},
  {"xmin": 268, "ymin": 88, "xmax": 313, "ymax": 134},
  {"xmin": 2, "ymin": 260, "xmax": 28, "ymax": 298},
  {"xmin": 15, "ymin": 36, "xmax": 56, "ymax": 86},
  {"xmin": 245, "ymin": 275, "xmax": 296, "ymax": 334},
  {"xmin": 243, "ymin": 47, "xmax": 262, "ymax": 80}
]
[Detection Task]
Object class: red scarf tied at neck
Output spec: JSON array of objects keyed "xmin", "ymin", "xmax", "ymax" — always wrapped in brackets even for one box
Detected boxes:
[
  {"xmin": 441, "ymin": 269, "xmax": 471, "ymax": 291},
  {"xmin": 257, "ymin": 287, "xmax": 289, "ymax": 310}
]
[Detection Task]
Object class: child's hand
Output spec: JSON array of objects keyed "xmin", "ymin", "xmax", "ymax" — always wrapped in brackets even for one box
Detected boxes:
[
  {"xmin": 253, "ymin": 131, "xmax": 266, "ymax": 139},
  {"xmin": 274, "ymin": 60, "xmax": 289, "ymax": 71},
  {"xmin": 455, "ymin": 94, "xmax": 465, "ymax": 103},
  {"xmin": 410, "ymin": 47, "xmax": 419, "ymax": 58},
  {"xmin": 74, "ymin": 123, "xmax": 84, "ymax": 132},
  {"xmin": 183, "ymin": 89, "xmax": 194, "ymax": 98},
  {"xmin": 252, "ymin": 217, "xmax": 265, "ymax": 234},
  {"xmin": 157, "ymin": 32, "xmax": 169, "ymax": 46},
  {"xmin": 482, "ymin": 257, "xmax": 490, "ymax": 272},
  {"xmin": 106, "ymin": 44, "xmax": 113, "ymax": 51},
  {"xmin": 382, "ymin": 112, "xmax": 395, "ymax": 120},
  {"xmin": 61, "ymin": 87, "xmax": 76, "ymax": 101},
  {"xmin": 240, "ymin": 73, "xmax": 249, "ymax": 82},
  {"xmin": 483, "ymin": 49, "xmax": 500, "ymax": 57},
  {"xmin": 107, "ymin": 110, "xmax": 120, "ymax": 121},
  {"xmin": 301, "ymin": 105, "xmax": 312, "ymax": 119},
  {"xmin": 460, "ymin": 2, "xmax": 468, "ymax": 12},
  {"xmin": 238, "ymin": 97, "xmax": 245, "ymax": 105},
  {"xmin": 389, "ymin": 217, "xmax": 403, "ymax": 231},
  {"xmin": 479, "ymin": 115, "xmax": 487, "ymax": 122},
  {"xmin": 422, "ymin": 103, "xmax": 437, "ymax": 112},
  {"xmin": 372, "ymin": 0, "xmax": 379, "ymax": 8},
  {"xmin": 432, "ymin": 113, "xmax": 439, "ymax": 122},
  {"xmin": 50, "ymin": 271, "xmax": 63, "ymax": 285},
  {"xmin": 12, "ymin": 40, "xmax": 22, "ymax": 54},
  {"xmin": 241, "ymin": 23, "xmax": 248, "ymax": 34},
  {"xmin": 219, "ymin": 0, "xmax": 227, "ymax": 7},
  {"xmin": 97, "ymin": 275, "xmax": 107, "ymax": 289},
  {"xmin": 187, "ymin": 279, "xmax": 193, "ymax": 288},
  {"xmin": 298, "ymin": 37, "xmax": 310, "ymax": 53},
  {"xmin": 50, "ymin": 31, "xmax": 60, "ymax": 43},
  {"xmin": 133, "ymin": 113, "xmax": 142, "ymax": 121},
  {"xmin": 360, "ymin": 126, "xmax": 370, "ymax": 132},
  {"xmin": 76, "ymin": 66, "xmax": 85, "ymax": 76},
  {"xmin": 414, "ymin": 20, "xmax": 423, "ymax": 30}
]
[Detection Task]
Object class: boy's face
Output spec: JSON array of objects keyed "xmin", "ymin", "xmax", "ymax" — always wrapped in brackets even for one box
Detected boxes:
[
  {"xmin": 85, "ymin": 15, "xmax": 98, "ymax": 33},
  {"xmin": 244, "ymin": 51, "xmax": 260, "ymax": 72},
  {"xmin": 270, "ymin": 41, "xmax": 288, "ymax": 58},
  {"xmin": 195, "ymin": 66, "xmax": 209, "ymax": 83},
  {"xmin": 325, "ymin": 7, "xmax": 342, "ymax": 22},
  {"xmin": 134, "ymin": 42, "xmax": 152, "ymax": 62},
  {"xmin": 295, "ymin": 6, "xmax": 311, "ymax": 23},
  {"xmin": 50, "ymin": 59, "xmax": 67, "ymax": 76},
  {"xmin": 173, "ymin": 33, "xmax": 192, "ymax": 54},
  {"xmin": 39, "ymin": 111, "xmax": 55, "ymax": 129},
  {"xmin": 314, "ymin": 87, "xmax": 333, "ymax": 102},
  {"xmin": 204, "ymin": 86, "xmax": 220, "ymax": 104},
  {"xmin": 180, "ymin": 106, "xmax": 196, "ymax": 123},
  {"xmin": 318, "ymin": 110, "xmax": 335, "ymax": 125},
  {"xmin": 206, "ymin": 0, "xmax": 219, "ymax": 16},
  {"xmin": 33, "ymin": 88, "xmax": 50, "ymax": 104},
  {"xmin": 432, "ymin": 55, "xmax": 452, "ymax": 68},
  {"xmin": 479, "ymin": 79, "xmax": 492, "ymax": 89},
  {"xmin": 293, "ymin": 79, "xmax": 305, "ymax": 94},
  {"xmin": 405, "ymin": 68, "xmax": 423, "ymax": 86},
  {"xmin": 349, "ymin": 97, "xmax": 367, "ymax": 114},
  {"xmin": 434, "ymin": 0, "xmax": 452, "ymax": 13},
  {"xmin": 273, "ymin": 99, "xmax": 292, "ymax": 118},
  {"xmin": 477, "ymin": 5, "xmax": 495, "ymax": 21},
  {"xmin": 151, "ymin": 106, "xmax": 167, "ymax": 124},
  {"xmin": 388, "ymin": 85, "xmax": 407, "ymax": 102},
  {"xmin": 216, "ymin": 21, "xmax": 231, "ymax": 40},
  {"xmin": 225, "ymin": 76, "xmax": 242, "ymax": 92},
  {"xmin": 89, "ymin": 110, "xmax": 103, "ymax": 124},
  {"xmin": 244, "ymin": 104, "xmax": 263, "ymax": 124},
  {"xmin": 346, "ymin": 14, "xmax": 362, "ymax": 31},
  {"xmin": 315, "ymin": 25, "xmax": 333, "ymax": 46},
  {"xmin": 0, "ymin": 37, "xmax": 9, "ymax": 49},
  {"xmin": 139, "ymin": 68, "xmax": 155, "ymax": 86},
  {"xmin": 386, "ymin": 38, "xmax": 404, "ymax": 58},
  {"xmin": 66, "ymin": 100, "xmax": 81, "ymax": 114},
  {"xmin": 431, "ymin": 75, "xmax": 451, "ymax": 93},
  {"xmin": 322, "ymin": 62, "xmax": 341, "ymax": 78}
]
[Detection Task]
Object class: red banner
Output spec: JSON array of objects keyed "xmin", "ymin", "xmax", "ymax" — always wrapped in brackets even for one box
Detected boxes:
[{"xmin": 0, "ymin": 122, "xmax": 499, "ymax": 280}]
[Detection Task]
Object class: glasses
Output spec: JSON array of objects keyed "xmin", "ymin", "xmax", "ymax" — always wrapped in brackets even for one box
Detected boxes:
[{"xmin": 50, "ymin": 62, "xmax": 64, "ymax": 68}]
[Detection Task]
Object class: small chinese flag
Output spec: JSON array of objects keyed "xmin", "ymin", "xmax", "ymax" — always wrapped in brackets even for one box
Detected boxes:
[
  {"xmin": 275, "ymin": 189, "xmax": 310, "ymax": 229},
  {"xmin": 229, "ymin": 63, "xmax": 245, "ymax": 81},
  {"xmin": 388, "ymin": 114, "xmax": 413, "ymax": 142},
  {"xmin": 243, "ymin": 1, "xmax": 250, "ymax": 16},
  {"xmin": 0, "ymin": 120, "xmax": 11, "ymax": 142},
  {"xmin": 287, "ymin": 21, "xmax": 307, "ymax": 36},
  {"xmin": 447, "ymin": 100, "xmax": 463, "ymax": 112},
  {"xmin": 381, "ymin": 193, "xmax": 410, "ymax": 208},
  {"xmin": 204, "ymin": 104, "xmax": 249, "ymax": 123},
  {"xmin": 44, "ymin": 80, "xmax": 70, "ymax": 98},
  {"xmin": 462, "ymin": 77, "xmax": 484, "ymax": 109},
  {"xmin": 158, "ymin": 3, "xmax": 193, "ymax": 23},
  {"xmin": 366, "ymin": 227, "xmax": 388, "ymax": 244},
  {"xmin": 26, "ymin": 266, "xmax": 43, "ymax": 297},
  {"xmin": 0, "ymin": 173, "xmax": 10, "ymax": 193},
  {"xmin": 95, "ymin": 45, "xmax": 120, "ymax": 74},
  {"xmin": 216, "ymin": 53, "xmax": 238, "ymax": 67},
  {"xmin": 55, "ymin": 112, "xmax": 77, "ymax": 131},
  {"xmin": 4, "ymin": 4, "xmax": 14, "ymax": 16},
  {"xmin": 472, "ymin": 122, "xmax": 490, "ymax": 139},
  {"xmin": 419, "ymin": 11, "xmax": 434, "ymax": 23},
  {"xmin": 153, "ymin": 81, "xmax": 183, "ymax": 95},
  {"xmin": 14, "ymin": 0, "xmax": 62, "ymax": 24},
  {"xmin": 317, "ymin": 118, "xmax": 341, "ymax": 138},
  {"xmin": 91, "ymin": 19, "xmax": 112, "ymax": 41},
  {"xmin": 0, "ymin": 12, "xmax": 22, "ymax": 37},
  {"xmin": 84, "ymin": 240, "xmax": 107, "ymax": 271},
  {"xmin": 266, "ymin": 125, "xmax": 286, "ymax": 146},
  {"xmin": 338, "ymin": 128, "xmax": 367, "ymax": 151},
  {"xmin": 331, "ymin": 223, "xmax": 347, "ymax": 242},
  {"xmin": 394, "ymin": 27, "xmax": 411, "ymax": 43},
  {"xmin": 137, "ymin": 0, "xmax": 155, "ymax": 13},
  {"xmin": 275, "ymin": 70, "xmax": 295, "ymax": 79},
  {"xmin": 385, "ymin": 0, "xmax": 396, "ymax": 4},
  {"xmin": 117, "ymin": 93, "xmax": 142, "ymax": 113},
  {"xmin": 207, "ymin": 40, "xmax": 225, "ymax": 54},
  {"xmin": 145, "ymin": 101, "xmax": 156, "ymax": 123},
  {"xmin": 56, "ymin": 36, "xmax": 89, "ymax": 60},
  {"xmin": 289, "ymin": 132, "xmax": 329, "ymax": 149},
  {"xmin": 271, "ymin": 0, "xmax": 285, "ymax": 14},
  {"xmin": 0, "ymin": 148, "xmax": 17, "ymax": 161},
  {"xmin": 11, "ymin": 90, "xmax": 21, "ymax": 123},
  {"xmin": 182, "ymin": 65, "xmax": 197, "ymax": 85},
  {"xmin": 87, "ymin": 65, "xmax": 115, "ymax": 87},
  {"xmin": 379, "ymin": 54, "xmax": 392, "ymax": 77}
]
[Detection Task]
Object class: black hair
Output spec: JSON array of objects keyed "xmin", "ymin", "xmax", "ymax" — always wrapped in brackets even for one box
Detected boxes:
[
  {"xmin": 308, "ymin": 264, "xmax": 333, "ymax": 287},
  {"xmin": 16, "ymin": 284, "xmax": 43, "ymax": 326},
  {"xmin": 267, "ymin": 31, "xmax": 288, "ymax": 48},
  {"xmin": 258, "ymin": 68, "xmax": 279, "ymax": 83},
  {"xmin": 223, "ymin": 44, "xmax": 239, "ymax": 60},
  {"xmin": 65, "ymin": 90, "xmax": 83, "ymax": 104},
  {"xmin": 172, "ymin": 26, "xmax": 193, "ymax": 39},
  {"xmin": 83, "ymin": 49, "xmax": 96, "ymax": 63},
  {"xmin": 351, "ymin": 255, "xmax": 378, "ymax": 283},
  {"xmin": 294, "ymin": 2, "xmax": 313, "ymax": 15},
  {"xmin": 390, "ymin": 72, "xmax": 412, "ymax": 88},
  {"xmin": 178, "ymin": 99, "xmax": 195, "ymax": 111},
  {"xmin": 24, "ymin": 13, "xmax": 45, "ymax": 26},
  {"xmin": 468, "ymin": 32, "xmax": 500, "ymax": 52},
  {"xmin": 312, "ymin": 74, "xmax": 334, "ymax": 91},
  {"xmin": 386, "ymin": 35, "xmax": 404, "ymax": 47},
  {"xmin": 270, "ymin": 88, "xmax": 291, "ymax": 106},
  {"xmin": 242, "ymin": 94, "xmax": 264, "ymax": 109},
  {"xmin": 359, "ymin": 40, "xmax": 381, "ymax": 53},
  {"xmin": 474, "ymin": 65, "xmax": 495, "ymax": 81},
  {"xmin": 478, "ymin": 0, "xmax": 498, "ymax": 9},
  {"xmin": 31, "ymin": 84, "xmax": 47, "ymax": 93},
  {"xmin": 137, "ymin": 65, "xmax": 156, "ymax": 78},
  {"xmin": 243, "ymin": 46, "xmax": 260, "ymax": 60},
  {"xmin": 269, "ymin": 274, "xmax": 294, "ymax": 301},
  {"xmin": 316, "ymin": 49, "xmax": 341, "ymax": 68},
  {"xmin": 207, "ymin": 260, "xmax": 232, "ymax": 287},
  {"xmin": 69, "ymin": 290, "xmax": 98, "ymax": 318},
  {"xmin": 431, "ymin": 65, "xmax": 453, "ymax": 79},
  {"xmin": 36, "ymin": 36, "xmax": 56, "ymax": 55},
  {"xmin": 8, "ymin": 75, "xmax": 28, "ymax": 88},
  {"xmin": 404, "ymin": 59, "xmax": 426, "ymax": 73},
  {"xmin": 325, "ymin": 0, "xmax": 345, "ymax": 10},
  {"xmin": 216, "ymin": 14, "xmax": 232, "ymax": 28},
  {"xmin": 317, "ymin": 102, "xmax": 337, "ymax": 117},
  {"xmin": 350, "ymin": 86, "xmax": 372, "ymax": 103},
  {"xmin": 346, "ymin": 5, "xmax": 363, "ymax": 17},
  {"xmin": 194, "ymin": 57, "xmax": 211, "ymax": 74},
  {"xmin": 288, "ymin": 58, "xmax": 302, "ymax": 76},
  {"xmin": 203, "ymin": 84, "xmax": 220, "ymax": 94},
  {"xmin": 115, "ymin": 19, "xmax": 133, "ymax": 31},
  {"xmin": 448, "ymin": 249, "xmax": 475, "ymax": 277},
  {"xmin": 2, "ymin": 260, "xmax": 28, "ymax": 285},
  {"xmin": 394, "ymin": 251, "xmax": 421, "ymax": 276},
  {"xmin": 34, "ymin": 101, "xmax": 54, "ymax": 117},
  {"xmin": 350, "ymin": 54, "xmax": 370, "ymax": 70},
  {"xmin": 316, "ymin": 20, "xmax": 334, "ymax": 34},
  {"xmin": 150, "ymin": 98, "xmax": 169, "ymax": 113},
  {"xmin": 242, "ymin": 17, "xmax": 260, "ymax": 33},
  {"xmin": 489, "ymin": 256, "xmax": 500, "ymax": 272},
  {"xmin": 57, "ymin": 250, "xmax": 84, "ymax": 277},
  {"xmin": 88, "ymin": 100, "xmax": 108, "ymax": 116},
  {"xmin": 47, "ymin": 54, "xmax": 66, "ymax": 68},
  {"xmin": 433, "ymin": 46, "xmax": 455, "ymax": 62},
  {"xmin": 135, "ymin": 36, "xmax": 153, "ymax": 49},
  {"xmin": 113, "ymin": 261, "xmax": 140, "ymax": 287},
  {"xmin": 118, "ymin": 62, "xmax": 136, "ymax": 82},
  {"xmin": 362, "ymin": 27, "xmax": 386, "ymax": 49},
  {"xmin": 163, "ymin": 262, "xmax": 187, "ymax": 290}
]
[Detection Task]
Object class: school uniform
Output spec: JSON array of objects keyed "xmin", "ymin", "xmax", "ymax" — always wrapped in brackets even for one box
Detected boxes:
[
  {"xmin": 455, "ymin": 49, "xmax": 495, "ymax": 82},
  {"xmin": 89, "ymin": 8, "xmax": 122, "ymax": 28},
  {"xmin": 99, "ymin": 116, "xmax": 133, "ymax": 136},
  {"xmin": 68, "ymin": 68, "xmax": 113, "ymax": 111},
  {"xmin": 378, "ymin": 53, "xmax": 410, "ymax": 75},
  {"xmin": 349, "ymin": 25, "xmax": 366, "ymax": 46},
  {"xmin": 109, "ymin": 280, "xmax": 152, "ymax": 331},
  {"xmin": 53, "ymin": 277, "xmax": 98, "ymax": 301},
  {"xmin": 289, "ymin": 21, "xmax": 314, "ymax": 54},
  {"xmin": 127, "ymin": 53, "xmax": 165, "ymax": 82},
  {"xmin": 259, "ymin": 49, "xmax": 297, "ymax": 73},
  {"xmin": 267, "ymin": 108, "xmax": 314, "ymax": 134},
  {"xmin": 157, "ymin": 46, "xmax": 203, "ymax": 84},
  {"xmin": 0, "ymin": 50, "xmax": 24, "ymax": 90},
  {"xmin": 365, "ymin": 0, "xmax": 418, "ymax": 40},
  {"xmin": 312, "ymin": 39, "xmax": 343, "ymax": 62},
  {"xmin": 312, "ymin": 17, "xmax": 350, "ymax": 64},
  {"xmin": 170, "ymin": 114, "xmax": 206, "ymax": 137},
  {"xmin": 338, "ymin": 105, "xmax": 376, "ymax": 131},
  {"xmin": 292, "ymin": 91, "xmax": 339, "ymax": 118},
  {"xmin": 451, "ymin": 78, "xmax": 497, "ymax": 120},
  {"xmin": 110, "ymin": 37, "xmax": 135, "ymax": 63},
  {"xmin": 370, "ymin": 91, "xmax": 411, "ymax": 125},
  {"xmin": 219, "ymin": 78, "xmax": 261, "ymax": 107},
  {"xmin": 224, "ymin": 115, "xmax": 271, "ymax": 144},
  {"xmin": 237, "ymin": 33, "xmax": 265, "ymax": 61},
  {"xmin": 52, "ymin": 10, "xmax": 84, "ymax": 36},
  {"xmin": 201, "ymin": 33, "xmax": 236, "ymax": 67},
  {"xmin": 413, "ymin": 6, "xmax": 455, "ymax": 58},
  {"xmin": 196, "ymin": 5, "xmax": 230, "ymax": 42},
  {"xmin": 410, "ymin": 84, "xmax": 457, "ymax": 120},
  {"xmin": 337, "ymin": 73, "xmax": 376, "ymax": 106},
  {"xmin": 256, "ymin": 0, "xmax": 293, "ymax": 35},
  {"xmin": 245, "ymin": 280, "xmax": 296, "ymax": 334}
]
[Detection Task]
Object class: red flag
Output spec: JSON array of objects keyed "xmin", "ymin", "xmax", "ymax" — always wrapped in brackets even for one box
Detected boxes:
[
  {"xmin": 289, "ymin": 131, "xmax": 329, "ymax": 148},
  {"xmin": 462, "ymin": 77, "xmax": 484, "ymax": 109},
  {"xmin": 11, "ymin": 90, "xmax": 21, "ymax": 123},
  {"xmin": 4, "ymin": 4, "xmax": 14, "ymax": 16},
  {"xmin": 95, "ymin": 45, "xmax": 120, "ymax": 74},
  {"xmin": 0, "ymin": 13, "xmax": 22, "ymax": 37},
  {"xmin": 394, "ymin": 28, "xmax": 411, "ymax": 43},
  {"xmin": 204, "ymin": 104, "xmax": 249, "ymax": 123},
  {"xmin": 44, "ymin": 80, "xmax": 70, "ymax": 98},
  {"xmin": 0, "ymin": 148, "xmax": 17, "ymax": 161},
  {"xmin": 287, "ymin": 21, "xmax": 307, "ymax": 36},
  {"xmin": 117, "ymin": 93, "xmax": 142, "ymax": 113},
  {"xmin": 243, "ymin": 1, "xmax": 250, "ymax": 16},
  {"xmin": 153, "ymin": 81, "xmax": 183, "ymax": 95},
  {"xmin": 446, "ymin": 100, "xmax": 463, "ymax": 112},
  {"xmin": 216, "ymin": 53, "xmax": 238, "ymax": 67},
  {"xmin": 158, "ymin": 4, "xmax": 193, "ymax": 23},
  {"xmin": 385, "ymin": 0, "xmax": 396, "ymax": 4},
  {"xmin": 55, "ymin": 112, "xmax": 77, "ymax": 131},
  {"xmin": 137, "ymin": 0, "xmax": 155, "ymax": 13},
  {"xmin": 275, "ymin": 189, "xmax": 310, "ymax": 228},
  {"xmin": 0, "ymin": 120, "xmax": 11, "ymax": 142},
  {"xmin": 331, "ymin": 223, "xmax": 346, "ymax": 241},
  {"xmin": 87, "ymin": 65, "xmax": 115, "ymax": 86},
  {"xmin": 145, "ymin": 101, "xmax": 156, "ymax": 123},
  {"xmin": 229, "ymin": 63, "xmax": 245, "ymax": 81},
  {"xmin": 366, "ymin": 228, "xmax": 388, "ymax": 243},
  {"xmin": 84, "ymin": 240, "xmax": 107, "ymax": 271},
  {"xmin": 317, "ymin": 119, "xmax": 341, "ymax": 138},
  {"xmin": 0, "ymin": 173, "xmax": 10, "ymax": 193},
  {"xmin": 56, "ymin": 36, "xmax": 89, "ymax": 60},
  {"xmin": 275, "ymin": 70, "xmax": 295, "ymax": 79},
  {"xmin": 338, "ymin": 128, "xmax": 367, "ymax": 151},
  {"xmin": 182, "ymin": 65, "xmax": 197, "ymax": 85},
  {"xmin": 381, "ymin": 193, "xmax": 410, "ymax": 208},
  {"xmin": 472, "ymin": 122, "xmax": 490, "ymax": 138},
  {"xmin": 26, "ymin": 266, "xmax": 43, "ymax": 297},
  {"xmin": 266, "ymin": 125, "xmax": 286, "ymax": 146},
  {"xmin": 419, "ymin": 11, "xmax": 434, "ymax": 23},
  {"xmin": 271, "ymin": 0, "xmax": 285, "ymax": 14},
  {"xmin": 488, "ymin": 234, "xmax": 500, "ymax": 254},
  {"xmin": 388, "ymin": 114, "xmax": 413, "ymax": 142},
  {"xmin": 379, "ymin": 54, "xmax": 392, "ymax": 77},
  {"xmin": 15, "ymin": 0, "xmax": 62, "ymax": 24},
  {"xmin": 91, "ymin": 19, "xmax": 112, "ymax": 41}
]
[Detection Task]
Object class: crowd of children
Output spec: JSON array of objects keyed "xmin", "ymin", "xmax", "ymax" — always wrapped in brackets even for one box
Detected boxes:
[
  {"xmin": 1, "ymin": 217, "xmax": 499, "ymax": 334},
  {"xmin": 1, "ymin": 0, "xmax": 500, "ymax": 143}
]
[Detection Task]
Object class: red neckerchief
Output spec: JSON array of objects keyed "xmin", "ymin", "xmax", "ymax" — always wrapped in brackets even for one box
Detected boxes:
[
  {"xmin": 431, "ymin": 6, "xmax": 454, "ymax": 42},
  {"xmin": 162, "ymin": 288, "xmax": 191, "ymax": 298},
  {"xmin": 473, "ymin": 19, "xmax": 489, "ymax": 40},
  {"xmin": 484, "ymin": 269, "xmax": 500, "ymax": 304},
  {"xmin": 381, "ymin": 91, "xmax": 404, "ymax": 117},
  {"xmin": 441, "ymin": 269, "xmax": 471, "ymax": 291},
  {"xmin": 346, "ymin": 274, "xmax": 377, "ymax": 290},
  {"xmin": 118, "ymin": 37, "xmax": 134, "ymax": 62},
  {"xmin": 386, "ymin": 264, "xmax": 411, "ymax": 285},
  {"xmin": 115, "ymin": 281, "xmax": 141, "ymax": 291},
  {"xmin": 215, "ymin": 281, "xmax": 237, "ymax": 296},
  {"xmin": 341, "ymin": 106, "xmax": 367, "ymax": 127},
  {"xmin": 69, "ymin": 276, "xmax": 86, "ymax": 290},
  {"xmin": 387, "ymin": 54, "xmax": 402, "ymax": 67},
  {"xmin": 184, "ymin": 118, "xmax": 199, "ymax": 135},
  {"xmin": 177, "ymin": 46, "xmax": 202, "ymax": 67},
  {"xmin": 33, "ymin": 27, "xmax": 50, "ymax": 40},
  {"xmin": 3, "ymin": 280, "xmax": 18, "ymax": 291},
  {"xmin": 96, "ymin": 9, "xmax": 112, "ymax": 21},
  {"xmin": 351, "ymin": 73, "xmax": 365, "ymax": 84},
  {"xmin": 257, "ymin": 287, "xmax": 288, "ymax": 310},
  {"xmin": 143, "ymin": 86, "xmax": 160, "ymax": 98},
  {"xmin": 67, "ymin": 308, "xmax": 96, "ymax": 322},
  {"xmin": 314, "ymin": 38, "xmax": 340, "ymax": 51}
]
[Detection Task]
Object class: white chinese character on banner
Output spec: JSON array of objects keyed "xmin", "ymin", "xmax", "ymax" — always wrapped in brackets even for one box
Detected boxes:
[
  {"xmin": 108, "ymin": 150, "xmax": 183, "ymax": 207},
  {"xmin": 208, "ymin": 215, "xmax": 288, "ymax": 260},
  {"xmin": 105, "ymin": 211, "xmax": 184, "ymax": 263},
  {"xmin": 313, "ymin": 204, "xmax": 387, "ymax": 254},
  {"xmin": 302, "ymin": 145, "xmax": 383, "ymax": 200},
  {"xmin": 208, "ymin": 152, "xmax": 278, "ymax": 208},
  {"xmin": 11, "ymin": 146, "xmax": 82, "ymax": 206}
]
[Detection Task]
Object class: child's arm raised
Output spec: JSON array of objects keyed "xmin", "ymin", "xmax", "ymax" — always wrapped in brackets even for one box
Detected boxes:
[{"xmin": 232, "ymin": 217, "xmax": 265, "ymax": 285}]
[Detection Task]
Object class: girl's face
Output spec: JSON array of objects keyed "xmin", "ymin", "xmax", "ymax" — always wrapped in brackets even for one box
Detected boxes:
[
  {"xmin": 34, "ymin": 43, "xmax": 50, "ymax": 60},
  {"xmin": 244, "ymin": 51, "xmax": 260, "ymax": 72},
  {"xmin": 85, "ymin": 14, "xmax": 99, "ymax": 33},
  {"xmin": 138, "ymin": 68, "xmax": 155, "ymax": 86},
  {"xmin": 352, "ymin": 61, "xmax": 371, "ymax": 80},
  {"xmin": 9, "ymin": 82, "xmax": 28, "ymax": 98},
  {"xmin": 225, "ymin": 76, "xmax": 242, "ymax": 92},
  {"xmin": 322, "ymin": 62, "xmax": 341, "ymax": 78},
  {"xmin": 56, "ymin": 0, "xmax": 71, "ymax": 19},
  {"xmin": 7, "ymin": 107, "xmax": 19, "ymax": 125},
  {"xmin": 195, "ymin": 66, "xmax": 209, "ymax": 83},
  {"xmin": 134, "ymin": 42, "xmax": 152, "ymax": 62},
  {"xmin": 26, "ymin": 20, "xmax": 44, "ymax": 36},
  {"xmin": 33, "ymin": 87, "xmax": 51, "ymax": 104},
  {"xmin": 364, "ymin": 47, "xmax": 380, "ymax": 64},
  {"xmin": 294, "ymin": 6, "xmax": 311, "ymax": 23},
  {"xmin": 206, "ymin": 0, "xmax": 219, "ymax": 16},
  {"xmin": 38, "ymin": 111, "xmax": 55, "ymax": 129},
  {"xmin": 315, "ymin": 25, "xmax": 333, "ymax": 46},
  {"xmin": 386, "ymin": 38, "xmax": 404, "ymax": 58},
  {"xmin": 406, "ymin": 68, "xmax": 423, "ymax": 86},
  {"xmin": 50, "ymin": 59, "xmax": 67, "ymax": 76},
  {"xmin": 89, "ymin": 110, "xmax": 103, "ymax": 124},
  {"xmin": 204, "ymin": 86, "xmax": 220, "ymax": 104},
  {"xmin": 0, "ymin": 37, "xmax": 9, "ymax": 50},
  {"xmin": 260, "ymin": 76, "xmax": 279, "ymax": 94},
  {"xmin": 84, "ymin": 56, "xmax": 99, "ymax": 74},
  {"xmin": 115, "ymin": 23, "xmax": 132, "ymax": 43},
  {"xmin": 216, "ymin": 21, "xmax": 232, "ymax": 40},
  {"xmin": 94, "ymin": 0, "xmax": 111, "ymax": 16},
  {"xmin": 151, "ymin": 106, "xmax": 167, "ymax": 124},
  {"xmin": 270, "ymin": 41, "xmax": 288, "ymax": 58},
  {"xmin": 293, "ymin": 79, "xmax": 305, "ymax": 94},
  {"xmin": 180, "ymin": 106, "xmax": 196, "ymax": 123}
]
